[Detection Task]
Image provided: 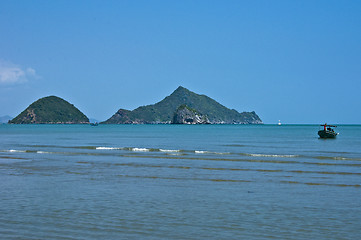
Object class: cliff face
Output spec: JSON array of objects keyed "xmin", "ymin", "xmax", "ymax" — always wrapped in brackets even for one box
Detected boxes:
[
  {"xmin": 9, "ymin": 96, "xmax": 89, "ymax": 124},
  {"xmin": 172, "ymin": 105, "xmax": 209, "ymax": 124},
  {"xmin": 103, "ymin": 86, "xmax": 262, "ymax": 124}
]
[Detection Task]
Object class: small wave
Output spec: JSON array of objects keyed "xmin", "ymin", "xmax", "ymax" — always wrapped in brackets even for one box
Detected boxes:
[
  {"xmin": 37, "ymin": 151, "xmax": 49, "ymax": 154},
  {"xmin": 96, "ymin": 147, "xmax": 121, "ymax": 150},
  {"xmin": 195, "ymin": 150, "xmax": 230, "ymax": 155},
  {"xmin": 75, "ymin": 146, "xmax": 97, "ymax": 150},
  {"xmin": 195, "ymin": 150, "xmax": 209, "ymax": 154},
  {"xmin": 332, "ymin": 157, "xmax": 350, "ymax": 160},
  {"xmin": 132, "ymin": 148, "xmax": 150, "ymax": 152},
  {"xmin": 159, "ymin": 149, "xmax": 180, "ymax": 153},
  {"xmin": 7, "ymin": 149, "xmax": 26, "ymax": 153},
  {"xmin": 96, "ymin": 146, "xmax": 152, "ymax": 152},
  {"xmin": 214, "ymin": 152, "xmax": 231, "ymax": 155},
  {"xmin": 315, "ymin": 156, "xmax": 356, "ymax": 161},
  {"xmin": 247, "ymin": 153, "xmax": 299, "ymax": 158}
]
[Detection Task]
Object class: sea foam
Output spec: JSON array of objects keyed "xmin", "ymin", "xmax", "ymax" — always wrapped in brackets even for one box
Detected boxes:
[
  {"xmin": 96, "ymin": 147, "xmax": 120, "ymax": 150},
  {"xmin": 8, "ymin": 149, "xmax": 26, "ymax": 153},
  {"xmin": 248, "ymin": 153, "xmax": 298, "ymax": 158},
  {"xmin": 160, "ymin": 149, "xmax": 180, "ymax": 153},
  {"xmin": 132, "ymin": 148, "xmax": 150, "ymax": 152},
  {"xmin": 195, "ymin": 150, "xmax": 209, "ymax": 154}
]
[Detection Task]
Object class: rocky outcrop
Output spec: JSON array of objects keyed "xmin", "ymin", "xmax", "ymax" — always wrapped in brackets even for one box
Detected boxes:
[
  {"xmin": 106, "ymin": 109, "xmax": 132, "ymax": 124},
  {"xmin": 172, "ymin": 105, "xmax": 209, "ymax": 124}
]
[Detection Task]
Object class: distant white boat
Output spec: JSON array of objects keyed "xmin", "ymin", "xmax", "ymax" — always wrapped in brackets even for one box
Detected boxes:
[{"xmin": 278, "ymin": 120, "xmax": 281, "ymax": 126}]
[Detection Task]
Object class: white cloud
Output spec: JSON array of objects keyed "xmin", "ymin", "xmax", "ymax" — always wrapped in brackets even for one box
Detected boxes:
[
  {"xmin": 0, "ymin": 60, "xmax": 38, "ymax": 85},
  {"xmin": 26, "ymin": 67, "xmax": 36, "ymax": 76}
]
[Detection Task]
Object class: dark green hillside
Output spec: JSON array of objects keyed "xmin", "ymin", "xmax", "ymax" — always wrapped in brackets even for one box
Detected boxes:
[
  {"xmin": 9, "ymin": 96, "xmax": 89, "ymax": 124},
  {"xmin": 103, "ymin": 86, "xmax": 262, "ymax": 124}
]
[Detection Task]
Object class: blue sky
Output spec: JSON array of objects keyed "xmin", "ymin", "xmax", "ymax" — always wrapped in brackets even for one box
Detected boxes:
[{"xmin": 1, "ymin": 0, "xmax": 360, "ymax": 124}]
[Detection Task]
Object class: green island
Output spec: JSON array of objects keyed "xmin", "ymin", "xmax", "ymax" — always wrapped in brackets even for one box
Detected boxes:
[
  {"xmin": 102, "ymin": 86, "xmax": 262, "ymax": 124},
  {"xmin": 9, "ymin": 96, "xmax": 89, "ymax": 124}
]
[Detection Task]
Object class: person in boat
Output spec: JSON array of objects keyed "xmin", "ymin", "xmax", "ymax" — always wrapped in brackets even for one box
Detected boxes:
[{"xmin": 324, "ymin": 123, "xmax": 327, "ymax": 131}]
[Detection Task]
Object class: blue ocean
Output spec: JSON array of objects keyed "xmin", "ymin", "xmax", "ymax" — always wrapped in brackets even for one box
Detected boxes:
[{"xmin": 1, "ymin": 124, "xmax": 360, "ymax": 239}]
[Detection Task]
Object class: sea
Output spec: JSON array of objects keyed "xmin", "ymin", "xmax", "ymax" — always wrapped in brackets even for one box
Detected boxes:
[{"xmin": 0, "ymin": 124, "xmax": 360, "ymax": 239}]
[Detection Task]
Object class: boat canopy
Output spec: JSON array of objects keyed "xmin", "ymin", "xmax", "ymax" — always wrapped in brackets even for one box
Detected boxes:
[{"xmin": 320, "ymin": 124, "xmax": 337, "ymax": 127}]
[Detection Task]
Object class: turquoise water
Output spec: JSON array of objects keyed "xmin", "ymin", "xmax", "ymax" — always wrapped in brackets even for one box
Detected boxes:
[{"xmin": 0, "ymin": 124, "xmax": 360, "ymax": 239}]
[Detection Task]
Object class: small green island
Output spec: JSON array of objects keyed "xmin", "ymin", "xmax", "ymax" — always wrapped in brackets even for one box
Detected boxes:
[{"xmin": 9, "ymin": 96, "xmax": 89, "ymax": 124}]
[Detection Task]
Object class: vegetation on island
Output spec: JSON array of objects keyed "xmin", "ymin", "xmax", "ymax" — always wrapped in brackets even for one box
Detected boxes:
[
  {"xmin": 103, "ymin": 86, "xmax": 262, "ymax": 124},
  {"xmin": 9, "ymin": 96, "xmax": 89, "ymax": 124}
]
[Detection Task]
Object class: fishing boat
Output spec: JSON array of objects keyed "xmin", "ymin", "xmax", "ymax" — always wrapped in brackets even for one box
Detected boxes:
[
  {"xmin": 318, "ymin": 124, "xmax": 338, "ymax": 138},
  {"xmin": 90, "ymin": 122, "xmax": 99, "ymax": 126}
]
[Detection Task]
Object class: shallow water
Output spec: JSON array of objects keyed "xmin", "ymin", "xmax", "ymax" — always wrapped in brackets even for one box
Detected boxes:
[{"xmin": 1, "ymin": 124, "xmax": 360, "ymax": 239}]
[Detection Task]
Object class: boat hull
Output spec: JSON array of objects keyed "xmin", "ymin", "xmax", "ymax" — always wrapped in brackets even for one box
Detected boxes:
[{"xmin": 318, "ymin": 130, "xmax": 338, "ymax": 138}]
